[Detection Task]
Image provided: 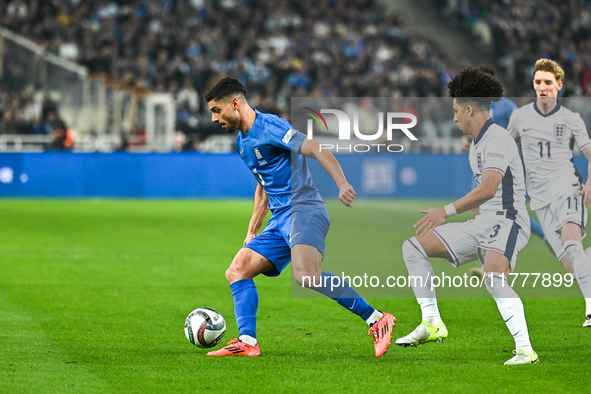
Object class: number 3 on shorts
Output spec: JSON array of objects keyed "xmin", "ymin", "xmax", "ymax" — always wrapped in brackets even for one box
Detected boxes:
[{"xmin": 489, "ymin": 224, "xmax": 501, "ymax": 238}]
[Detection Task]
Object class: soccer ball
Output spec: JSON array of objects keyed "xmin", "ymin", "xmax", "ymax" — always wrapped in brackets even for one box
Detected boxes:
[{"xmin": 184, "ymin": 307, "xmax": 226, "ymax": 348}]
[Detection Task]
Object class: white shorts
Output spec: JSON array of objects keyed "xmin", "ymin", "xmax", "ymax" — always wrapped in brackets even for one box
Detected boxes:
[
  {"xmin": 433, "ymin": 212, "xmax": 530, "ymax": 272},
  {"xmin": 536, "ymin": 191, "xmax": 588, "ymax": 260}
]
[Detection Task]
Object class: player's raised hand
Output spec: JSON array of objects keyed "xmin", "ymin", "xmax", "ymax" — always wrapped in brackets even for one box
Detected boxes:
[
  {"xmin": 414, "ymin": 208, "xmax": 447, "ymax": 236},
  {"xmin": 338, "ymin": 182, "xmax": 356, "ymax": 207},
  {"xmin": 581, "ymin": 184, "xmax": 591, "ymax": 207}
]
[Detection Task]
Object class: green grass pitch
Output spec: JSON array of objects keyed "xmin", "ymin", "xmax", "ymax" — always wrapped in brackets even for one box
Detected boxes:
[{"xmin": 0, "ymin": 199, "xmax": 589, "ymax": 392}]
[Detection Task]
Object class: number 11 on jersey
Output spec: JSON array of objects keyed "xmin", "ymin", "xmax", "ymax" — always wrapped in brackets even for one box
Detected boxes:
[{"xmin": 537, "ymin": 141, "xmax": 551, "ymax": 158}]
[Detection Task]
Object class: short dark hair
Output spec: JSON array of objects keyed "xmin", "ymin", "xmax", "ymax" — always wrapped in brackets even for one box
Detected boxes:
[
  {"xmin": 204, "ymin": 77, "xmax": 247, "ymax": 102},
  {"xmin": 447, "ymin": 67, "xmax": 504, "ymax": 109}
]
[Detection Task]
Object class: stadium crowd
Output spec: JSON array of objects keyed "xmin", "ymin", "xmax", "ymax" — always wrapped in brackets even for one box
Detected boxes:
[
  {"xmin": 2, "ymin": 0, "xmax": 591, "ymax": 151},
  {"xmin": 441, "ymin": 0, "xmax": 591, "ymax": 96},
  {"xmin": 1, "ymin": 0, "xmax": 458, "ymax": 150}
]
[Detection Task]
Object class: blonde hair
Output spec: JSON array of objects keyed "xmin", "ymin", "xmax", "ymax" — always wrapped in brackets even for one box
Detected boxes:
[{"xmin": 534, "ymin": 58, "xmax": 564, "ymax": 82}]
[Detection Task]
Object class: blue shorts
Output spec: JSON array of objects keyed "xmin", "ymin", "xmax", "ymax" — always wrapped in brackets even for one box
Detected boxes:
[{"xmin": 244, "ymin": 204, "xmax": 330, "ymax": 277}]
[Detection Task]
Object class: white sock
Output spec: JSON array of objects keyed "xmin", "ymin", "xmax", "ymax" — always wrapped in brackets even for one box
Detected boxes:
[
  {"xmin": 484, "ymin": 272, "xmax": 533, "ymax": 352},
  {"xmin": 402, "ymin": 238, "xmax": 441, "ymax": 324},
  {"xmin": 365, "ymin": 309, "xmax": 384, "ymax": 326},
  {"xmin": 565, "ymin": 241, "xmax": 591, "ymax": 316},
  {"xmin": 239, "ymin": 335, "xmax": 257, "ymax": 346}
]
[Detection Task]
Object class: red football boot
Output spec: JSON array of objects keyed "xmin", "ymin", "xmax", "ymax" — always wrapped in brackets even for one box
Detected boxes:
[
  {"xmin": 368, "ymin": 312, "xmax": 396, "ymax": 357},
  {"xmin": 207, "ymin": 338, "xmax": 260, "ymax": 357}
]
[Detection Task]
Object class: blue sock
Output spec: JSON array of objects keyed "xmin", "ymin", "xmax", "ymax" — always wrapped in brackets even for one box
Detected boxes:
[
  {"xmin": 312, "ymin": 272, "xmax": 375, "ymax": 321},
  {"xmin": 530, "ymin": 217, "xmax": 545, "ymax": 239},
  {"xmin": 230, "ymin": 279, "xmax": 258, "ymax": 339}
]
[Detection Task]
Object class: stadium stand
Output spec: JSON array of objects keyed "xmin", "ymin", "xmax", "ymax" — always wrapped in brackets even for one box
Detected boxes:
[
  {"xmin": 438, "ymin": 0, "xmax": 591, "ymax": 96},
  {"xmin": 1, "ymin": 0, "xmax": 459, "ymax": 151},
  {"xmin": 2, "ymin": 0, "xmax": 588, "ymax": 152}
]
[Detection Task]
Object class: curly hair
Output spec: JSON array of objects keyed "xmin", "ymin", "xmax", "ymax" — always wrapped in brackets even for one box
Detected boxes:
[{"xmin": 447, "ymin": 67, "xmax": 504, "ymax": 110}]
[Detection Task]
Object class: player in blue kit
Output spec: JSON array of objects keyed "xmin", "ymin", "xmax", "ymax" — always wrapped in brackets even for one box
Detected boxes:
[{"xmin": 204, "ymin": 77, "xmax": 395, "ymax": 357}]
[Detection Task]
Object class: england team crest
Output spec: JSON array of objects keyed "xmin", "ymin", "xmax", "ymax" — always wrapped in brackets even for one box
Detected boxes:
[{"xmin": 553, "ymin": 124, "xmax": 566, "ymax": 138}]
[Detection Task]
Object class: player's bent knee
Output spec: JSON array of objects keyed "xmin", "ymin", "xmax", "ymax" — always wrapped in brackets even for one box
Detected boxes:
[
  {"xmin": 224, "ymin": 267, "xmax": 234, "ymax": 284},
  {"xmin": 482, "ymin": 250, "xmax": 511, "ymax": 276},
  {"xmin": 226, "ymin": 259, "xmax": 249, "ymax": 284},
  {"xmin": 292, "ymin": 266, "xmax": 321, "ymax": 288},
  {"xmin": 224, "ymin": 250, "xmax": 256, "ymax": 284},
  {"xmin": 561, "ymin": 222, "xmax": 584, "ymax": 242},
  {"xmin": 292, "ymin": 274, "xmax": 307, "ymax": 288},
  {"xmin": 225, "ymin": 248, "xmax": 275, "ymax": 284},
  {"xmin": 402, "ymin": 238, "xmax": 427, "ymax": 266},
  {"xmin": 402, "ymin": 239, "xmax": 414, "ymax": 258},
  {"xmin": 293, "ymin": 272, "xmax": 318, "ymax": 288},
  {"xmin": 406, "ymin": 234, "xmax": 451, "ymax": 260}
]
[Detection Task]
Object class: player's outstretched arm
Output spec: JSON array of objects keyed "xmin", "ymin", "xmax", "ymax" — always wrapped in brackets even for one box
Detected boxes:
[
  {"xmin": 299, "ymin": 139, "xmax": 356, "ymax": 207},
  {"xmin": 244, "ymin": 182, "xmax": 269, "ymax": 245},
  {"xmin": 581, "ymin": 146, "xmax": 591, "ymax": 207},
  {"xmin": 414, "ymin": 171, "xmax": 501, "ymax": 236}
]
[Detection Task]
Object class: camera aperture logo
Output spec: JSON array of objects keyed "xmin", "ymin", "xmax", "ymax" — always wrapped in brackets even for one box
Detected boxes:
[{"xmin": 302, "ymin": 107, "xmax": 418, "ymax": 153}]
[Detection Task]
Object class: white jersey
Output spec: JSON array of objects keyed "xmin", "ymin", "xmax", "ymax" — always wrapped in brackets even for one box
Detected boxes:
[
  {"xmin": 469, "ymin": 120, "xmax": 528, "ymax": 221},
  {"xmin": 508, "ymin": 101, "xmax": 591, "ymax": 210}
]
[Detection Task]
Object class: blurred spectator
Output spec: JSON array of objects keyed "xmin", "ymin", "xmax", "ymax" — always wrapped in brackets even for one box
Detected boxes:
[
  {"xmin": 174, "ymin": 130, "xmax": 198, "ymax": 152},
  {"xmin": 1, "ymin": 0, "xmax": 455, "ymax": 117},
  {"xmin": 440, "ymin": 0, "xmax": 591, "ymax": 96},
  {"xmin": 3, "ymin": 0, "xmax": 589, "ymax": 153},
  {"xmin": 48, "ymin": 117, "xmax": 74, "ymax": 150},
  {"xmin": 176, "ymin": 77, "xmax": 200, "ymax": 113},
  {"xmin": 6, "ymin": 0, "xmax": 28, "ymax": 21}
]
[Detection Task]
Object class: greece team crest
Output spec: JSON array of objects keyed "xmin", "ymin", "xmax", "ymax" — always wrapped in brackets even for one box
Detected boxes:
[
  {"xmin": 553, "ymin": 124, "xmax": 566, "ymax": 138},
  {"xmin": 253, "ymin": 147, "xmax": 267, "ymax": 165}
]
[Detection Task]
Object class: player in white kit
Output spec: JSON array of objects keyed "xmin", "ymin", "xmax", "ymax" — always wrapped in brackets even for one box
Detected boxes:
[
  {"xmin": 395, "ymin": 67, "xmax": 538, "ymax": 365},
  {"xmin": 507, "ymin": 58, "xmax": 591, "ymax": 328}
]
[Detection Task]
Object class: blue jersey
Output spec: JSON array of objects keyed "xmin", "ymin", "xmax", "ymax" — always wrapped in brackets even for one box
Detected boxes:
[
  {"xmin": 236, "ymin": 110, "xmax": 324, "ymax": 213},
  {"xmin": 490, "ymin": 97, "xmax": 518, "ymax": 129}
]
